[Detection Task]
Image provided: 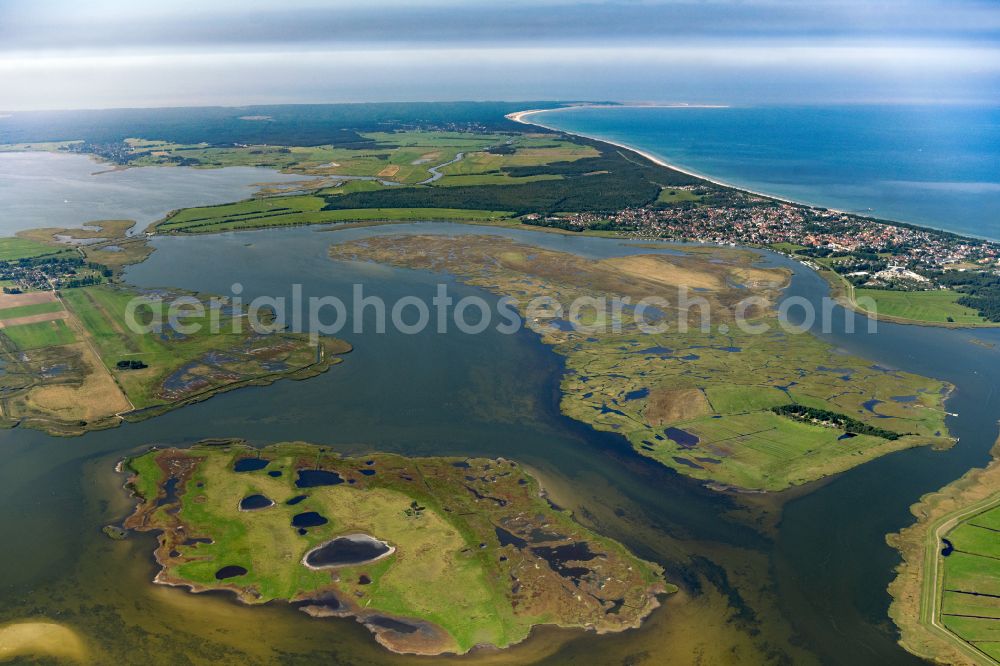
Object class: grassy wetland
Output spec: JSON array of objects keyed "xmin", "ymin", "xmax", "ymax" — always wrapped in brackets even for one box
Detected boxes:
[
  {"xmin": 146, "ymin": 128, "xmax": 682, "ymax": 235},
  {"xmin": 0, "ymin": 282, "xmax": 349, "ymax": 435},
  {"xmin": 329, "ymin": 234, "xmax": 952, "ymax": 491},
  {"xmin": 122, "ymin": 440, "xmax": 668, "ymax": 656}
]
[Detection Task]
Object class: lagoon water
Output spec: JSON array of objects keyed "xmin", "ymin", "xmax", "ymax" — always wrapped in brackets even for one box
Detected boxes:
[
  {"xmin": 0, "ymin": 134, "xmax": 999, "ymax": 662},
  {"xmin": 0, "ymin": 151, "xmax": 308, "ymax": 234},
  {"xmin": 532, "ymin": 105, "xmax": 1000, "ymax": 239},
  {"xmin": 0, "ymin": 221, "xmax": 998, "ymax": 663}
]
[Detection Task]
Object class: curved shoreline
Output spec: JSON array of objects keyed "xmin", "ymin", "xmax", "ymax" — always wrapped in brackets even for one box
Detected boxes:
[
  {"xmin": 508, "ymin": 107, "xmax": 819, "ymax": 209},
  {"xmin": 509, "ymin": 106, "xmax": 997, "ymax": 243},
  {"xmin": 511, "ymin": 106, "xmax": 1000, "ymax": 329}
]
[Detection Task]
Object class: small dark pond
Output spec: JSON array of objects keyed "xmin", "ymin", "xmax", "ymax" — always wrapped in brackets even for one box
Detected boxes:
[
  {"xmin": 286, "ymin": 495, "xmax": 308, "ymax": 505},
  {"xmin": 664, "ymin": 427, "xmax": 699, "ymax": 448},
  {"xmin": 366, "ymin": 616, "xmax": 418, "ymax": 634},
  {"xmin": 268, "ymin": 470, "xmax": 282, "ymax": 477},
  {"xmin": 530, "ymin": 541, "xmax": 598, "ymax": 583},
  {"xmin": 291, "ymin": 511, "xmax": 328, "ymax": 528},
  {"xmin": 215, "ymin": 565, "xmax": 248, "ymax": 580},
  {"xmin": 673, "ymin": 456, "xmax": 705, "ymax": 469},
  {"xmin": 233, "ymin": 458, "xmax": 270, "ymax": 472},
  {"xmin": 495, "ymin": 526, "xmax": 528, "ymax": 548},
  {"xmin": 295, "ymin": 469, "xmax": 344, "ymax": 488},
  {"xmin": 941, "ymin": 538, "xmax": 955, "ymax": 557},
  {"xmin": 635, "ymin": 346, "xmax": 672, "ymax": 355},
  {"xmin": 624, "ymin": 388, "xmax": 650, "ymax": 401},
  {"xmin": 239, "ymin": 494, "xmax": 274, "ymax": 511},
  {"xmin": 358, "ymin": 469, "xmax": 376, "ymax": 476},
  {"xmin": 862, "ymin": 399, "xmax": 892, "ymax": 418},
  {"xmin": 155, "ymin": 478, "xmax": 179, "ymax": 508}
]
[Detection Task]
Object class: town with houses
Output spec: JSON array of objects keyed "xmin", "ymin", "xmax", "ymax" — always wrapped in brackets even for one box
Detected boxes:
[{"xmin": 524, "ymin": 186, "xmax": 1000, "ymax": 293}]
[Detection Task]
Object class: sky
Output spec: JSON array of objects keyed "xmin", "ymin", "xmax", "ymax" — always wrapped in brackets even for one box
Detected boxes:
[{"xmin": 1, "ymin": 0, "xmax": 998, "ymax": 110}]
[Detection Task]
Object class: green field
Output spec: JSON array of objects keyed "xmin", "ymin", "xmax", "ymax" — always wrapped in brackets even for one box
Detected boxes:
[
  {"xmin": 60, "ymin": 285, "xmax": 343, "ymax": 409},
  {"xmin": 855, "ymin": 288, "xmax": 987, "ymax": 325},
  {"xmin": 330, "ymin": 235, "xmax": 952, "ymax": 491},
  {"xmin": 0, "ymin": 301, "xmax": 64, "ymax": 320},
  {"xmin": 150, "ymin": 128, "xmax": 687, "ymax": 233},
  {"xmin": 655, "ymin": 187, "xmax": 702, "ymax": 205},
  {"xmin": 155, "ymin": 193, "xmax": 512, "ymax": 234},
  {"xmin": 939, "ymin": 501, "xmax": 1000, "ymax": 662},
  {"xmin": 0, "ymin": 284, "xmax": 349, "ymax": 435},
  {"xmin": 128, "ymin": 130, "xmax": 509, "ymax": 185},
  {"xmin": 1, "ymin": 318, "xmax": 75, "ymax": 349},
  {"xmin": 123, "ymin": 442, "xmax": 667, "ymax": 656},
  {"xmin": 0, "ymin": 237, "xmax": 72, "ymax": 262}
]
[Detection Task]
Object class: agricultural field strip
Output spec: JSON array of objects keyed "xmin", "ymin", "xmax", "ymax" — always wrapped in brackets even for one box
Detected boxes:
[
  {"xmin": 925, "ymin": 494, "xmax": 1000, "ymax": 665},
  {"xmin": 56, "ymin": 289, "xmax": 135, "ymax": 413}
]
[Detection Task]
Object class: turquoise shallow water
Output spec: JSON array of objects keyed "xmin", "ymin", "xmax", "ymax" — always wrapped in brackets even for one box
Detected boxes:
[{"xmin": 532, "ymin": 105, "xmax": 1000, "ymax": 240}]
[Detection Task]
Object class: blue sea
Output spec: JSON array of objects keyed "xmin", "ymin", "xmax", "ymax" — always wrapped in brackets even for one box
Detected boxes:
[{"xmin": 531, "ymin": 105, "xmax": 1000, "ymax": 240}]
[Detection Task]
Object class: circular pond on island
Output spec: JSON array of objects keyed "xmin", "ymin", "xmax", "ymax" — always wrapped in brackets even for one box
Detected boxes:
[{"xmin": 302, "ymin": 534, "xmax": 394, "ymax": 569}]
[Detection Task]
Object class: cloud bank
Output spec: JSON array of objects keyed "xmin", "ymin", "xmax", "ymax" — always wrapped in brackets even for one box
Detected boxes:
[{"xmin": 2, "ymin": 0, "xmax": 997, "ymax": 110}]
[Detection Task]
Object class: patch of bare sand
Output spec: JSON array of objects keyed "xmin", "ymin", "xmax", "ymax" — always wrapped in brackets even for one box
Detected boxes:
[
  {"xmin": 0, "ymin": 291, "xmax": 56, "ymax": 309},
  {"xmin": 602, "ymin": 255, "xmax": 725, "ymax": 291},
  {"xmin": 0, "ymin": 621, "xmax": 87, "ymax": 663},
  {"xmin": 25, "ymin": 342, "xmax": 130, "ymax": 420},
  {"xmin": 645, "ymin": 388, "xmax": 711, "ymax": 424},
  {"xmin": 0, "ymin": 310, "xmax": 67, "ymax": 328},
  {"xmin": 377, "ymin": 164, "xmax": 401, "ymax": 178}
]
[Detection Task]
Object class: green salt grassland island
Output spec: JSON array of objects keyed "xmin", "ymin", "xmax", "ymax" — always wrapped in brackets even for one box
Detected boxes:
[
  {"xmin": 122, "ymin": 440, "xmax": 669, "ymax": 656},
  {"xmin": 329, "ymin": 234, "xmax": 951, "ymax": 492},
  {"xmin": 888, "ymin": 442, "xmax": 1000, "ymax": 665}
]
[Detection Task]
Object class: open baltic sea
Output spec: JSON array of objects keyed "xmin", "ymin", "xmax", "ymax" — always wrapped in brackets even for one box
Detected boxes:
[{"xmin": 532, "ymin": 105, "xmax": 1000, "ymax": 240}]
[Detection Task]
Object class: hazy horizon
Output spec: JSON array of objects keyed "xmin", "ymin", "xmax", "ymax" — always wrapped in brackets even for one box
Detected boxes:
[{"xmin": 2, "ymin": 0, "xmax": 998, "ymax": 112}]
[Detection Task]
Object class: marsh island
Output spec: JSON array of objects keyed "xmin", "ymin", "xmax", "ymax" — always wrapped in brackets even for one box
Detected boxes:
[
  {"xmin": 121, "ymin": 440, "xmax": 668, "ymax": 656},
  {"xmin": 330, "ymin": 234, "xmax": 953, "ymax": 491}
]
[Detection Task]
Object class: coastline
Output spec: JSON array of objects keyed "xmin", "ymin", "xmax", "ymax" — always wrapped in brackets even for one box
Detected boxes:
[
  {"xmin": 509, "ymin": 106, "xmax": 999, "ymax": 244},
  {"xmin": 508, "ymin": 108, "xmax": 815, "ymax": 209},
  {"xmin": 510, "ymin": 106, "xmax": 1000, "ymax": 329}
]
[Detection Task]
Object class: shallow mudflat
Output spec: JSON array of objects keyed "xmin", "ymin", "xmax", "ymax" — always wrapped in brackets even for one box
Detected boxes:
[{"xmin": 122, "ymin": 440, "xmax": 669, "ymax": 656}]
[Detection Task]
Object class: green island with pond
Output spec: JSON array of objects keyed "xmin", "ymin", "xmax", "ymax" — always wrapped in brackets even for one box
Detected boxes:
[{"xmin": 121, "ymin": 440, "xmax": 669, "ymax": 656}]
